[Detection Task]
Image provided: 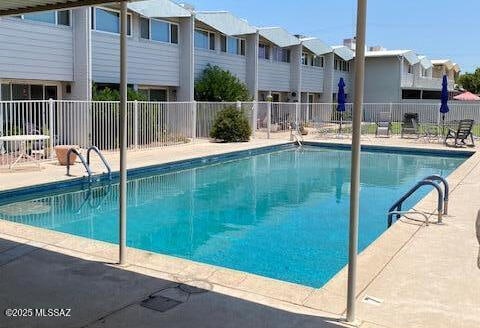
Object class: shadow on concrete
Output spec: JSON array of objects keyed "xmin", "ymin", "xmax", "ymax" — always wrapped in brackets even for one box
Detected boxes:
[{"xmin": 0, "ymin": 238, "xmax": 347, "ymax": 328}]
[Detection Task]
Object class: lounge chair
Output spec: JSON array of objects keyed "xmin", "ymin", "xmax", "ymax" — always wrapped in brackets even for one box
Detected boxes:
[
  {"xmin": 444, "ymin": 119, "xmax": 475, "ymax": 147},
  {"xmin": 401, "ymin": 113, "xmax": 420, "ymax": 138},
  {"xmin": 375, "ymin": 111, "xmax": 392, "ymax": 137}
]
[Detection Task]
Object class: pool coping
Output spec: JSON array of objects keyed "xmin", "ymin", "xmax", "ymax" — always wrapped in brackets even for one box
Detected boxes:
[{"xmin": 0, "ymin": 141, "xmax": 478, "ymax": 317}]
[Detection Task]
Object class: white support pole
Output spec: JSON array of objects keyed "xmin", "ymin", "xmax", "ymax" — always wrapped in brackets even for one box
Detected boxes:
[
  {"xmin": 347, "ymin": 0, "xmax": 367, "ymax": 323},
  {"xmin": 48, "ymin": 98, "xmax": 55, "ymax": 158},
  {"xmin": 133, "ymin": 100, "xmax": 138, "ymax": 150},
  {"xmin": 118, "ymin": 0, "xmax": 128, "ymax": 265}
]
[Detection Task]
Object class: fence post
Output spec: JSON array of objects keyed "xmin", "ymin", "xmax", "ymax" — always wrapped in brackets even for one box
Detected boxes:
[
  {"xmin": 0, "ymin": 101, "xmax": 4, "ymax": 154},
  {"xmin": 133, "ymin": 100, "xmax": 138, "ymax": 149},
  {"xmin": 48, "ymin": 98, "xmax": 55, "ymax": 158},
  {"xmin": 191, "ymin": 101, "xmax": 197, "ymax": 141},
  {"xmin": 267, "ymin": 95, "xmax": 272, "ymax": 139},
  {"xmin": 252, "ymin": 100, "xmax": 258, "ymax": 139}
]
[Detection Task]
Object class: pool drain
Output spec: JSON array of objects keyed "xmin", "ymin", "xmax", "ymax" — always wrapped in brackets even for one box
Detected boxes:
[{"xmin": 141, "ymin": 295, "xmax": 182, "ymax": 313}]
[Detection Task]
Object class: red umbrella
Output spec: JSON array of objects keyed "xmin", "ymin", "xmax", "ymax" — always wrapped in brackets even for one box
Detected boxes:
[{"xmin": 453, "ymin": 91, "xmax": 480, "ymax": 101}]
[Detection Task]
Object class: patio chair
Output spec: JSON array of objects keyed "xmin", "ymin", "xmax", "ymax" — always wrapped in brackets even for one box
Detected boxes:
[
  {"xmin": 375, "ymin": 111, "xmax": 392, "ymax": 137},
  {"xmin": 444, "ymin": 119, "xmax": 475, "ymax": 147},
  {"xmin": 401, "ymin": 113, "xmax": 420, "ymax": 138}
]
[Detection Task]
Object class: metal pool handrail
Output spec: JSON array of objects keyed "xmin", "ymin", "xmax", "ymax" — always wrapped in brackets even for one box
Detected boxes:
[
  {"xmin": 422, "ymin": 175, "xmax": 449, "ymax": 215},
  {"xmin": 67, "ymin": 148, "xmax": 92, "ymax": 180},
  {"xmin": 87, "ymin": 146, "xmax": 112, "ymax": 179},
  {"xmin": 388, "ymin": 179, "xmax": 444, "ymax": 227}
]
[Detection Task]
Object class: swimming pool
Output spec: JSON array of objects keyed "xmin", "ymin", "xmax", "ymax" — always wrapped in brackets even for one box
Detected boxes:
[{"xmin": 0, "ymin": 144, "xmax": 468, "ymax": 287}]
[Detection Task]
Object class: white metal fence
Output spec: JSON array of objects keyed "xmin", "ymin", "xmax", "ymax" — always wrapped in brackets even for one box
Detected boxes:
[{"xmin": 1, "ymin": 100, "xmax": 479, "ymax": 167}]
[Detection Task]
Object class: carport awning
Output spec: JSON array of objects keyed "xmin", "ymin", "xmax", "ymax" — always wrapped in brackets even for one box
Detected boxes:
[
  {"xmin": 0, "ymin": 0, "xmax": 133, "ymax": 16},
  {"xmin": 128, "ymin": 0, "xmax": 191, "ymax": 18}
]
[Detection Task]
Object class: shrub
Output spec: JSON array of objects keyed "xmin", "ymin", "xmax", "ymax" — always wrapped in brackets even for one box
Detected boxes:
[
  {"xmin": 195, "ymin": 64, "xmax": 251, "ymax": 101},
  {"xmin": 210, "ymin": 107, "xmax": 251, "ymax": 142},
  {"xmin": 92, "ymin": 84, "xmax": 147, "ymax": 101}
]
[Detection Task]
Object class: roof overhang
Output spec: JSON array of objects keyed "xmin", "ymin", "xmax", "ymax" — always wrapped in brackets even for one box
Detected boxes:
[
  {"xmin": 258, "ymin": 27, "xmax": 300, "ymax": 48},
  {"xmin": 128, "ymin": 0, "xmax": 191, "ymax": 18},
  {"xmin": 332, "ymin": 46, "xmax": 354, "ymax": 61},
  {"xmin": 195, "ymin": 11, "xmax": 256, "ymax": 36},
  {"xmin": 300, "ymin": 38, "xmax": 332, "ymax": 56},
  {"xmin": 432, "ymin": 59, "xmax": 454, "ymax": 70},
  {"xmin": 418, "ymin": 56, "xmax": 432, "ymax": 69},
  {"xmin": 0, "ymin": 0, "xmax": 130, "ymax": 16},
  {"xmin": 365, "ymin": 50, "xmax": 419, "ymax": 65}
]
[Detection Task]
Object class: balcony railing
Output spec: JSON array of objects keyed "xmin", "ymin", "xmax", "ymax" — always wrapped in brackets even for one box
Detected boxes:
[{"xmin": 402, "ymin": 74, "xmax": 455, "ymax": 90}]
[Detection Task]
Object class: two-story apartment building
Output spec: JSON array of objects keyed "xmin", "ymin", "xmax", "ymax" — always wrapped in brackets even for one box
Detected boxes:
[{"xmin": 0, "ymin": 0, "xmax": 458, "ymax": 105}]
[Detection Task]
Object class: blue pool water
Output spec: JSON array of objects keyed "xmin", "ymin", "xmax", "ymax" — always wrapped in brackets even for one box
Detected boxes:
[{"xmin": 0, "ymin": 145, "xmax": 467, "ymax": 287}]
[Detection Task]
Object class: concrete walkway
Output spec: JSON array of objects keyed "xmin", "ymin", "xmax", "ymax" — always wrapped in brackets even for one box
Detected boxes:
[{"xmin": 0, "ymin": 137, "xmax": 479, "ymax": 327}]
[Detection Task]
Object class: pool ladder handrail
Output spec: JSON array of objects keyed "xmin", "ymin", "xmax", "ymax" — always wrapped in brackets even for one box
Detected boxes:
[
  {"xmin": 87, "ymin": 146, "xmax": 112, "ymax": 179},
  {"xmin": 290, "ymin": 122, "xmax": 304, "ymax": 147},
  {"xmin": 387, "ymin": 175, "xmax": 449, "ymax": 227},
  {"xmin": 66, "ymin": 146, "xmax": 112, "ymax": 181}
]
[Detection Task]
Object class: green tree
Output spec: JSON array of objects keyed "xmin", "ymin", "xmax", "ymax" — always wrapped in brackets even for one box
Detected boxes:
[
  {"xmin": 92, "ymin": 84, "xmax": 147, "ymax": 101},
  {"xmin": 210, "ymin": 107, "xmax": 251, "ymax": 142},
  {"xmin": 195, "ymin": 64, "xmax": 251, "ymax": 101},
  {"xmin": 457, "ymin": 68, "xmax": 480, "ymax": 94}
]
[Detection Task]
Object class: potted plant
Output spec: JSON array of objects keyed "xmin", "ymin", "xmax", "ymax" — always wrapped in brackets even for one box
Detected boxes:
[{"xmin": 54, "ymin": 145, "xmax": 79, "ymax": 166}]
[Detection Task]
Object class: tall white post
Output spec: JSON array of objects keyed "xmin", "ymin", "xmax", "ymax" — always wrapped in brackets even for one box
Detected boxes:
[
  {"xmin": 48, "ymin": 98, "xmax": 55, "ymax": 158},
  {"xmin": 347, "ymin": 0, "xmax": 367, "ymax": 323},
  {"xmin": 118, "ymin": 0, "xmax": 128, "ymax": 265}
]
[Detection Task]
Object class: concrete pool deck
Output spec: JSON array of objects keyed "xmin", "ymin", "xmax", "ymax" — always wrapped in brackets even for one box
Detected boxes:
[{"xmin": 0, "ymin": 137, "xmax": 479, "ymax": 327}]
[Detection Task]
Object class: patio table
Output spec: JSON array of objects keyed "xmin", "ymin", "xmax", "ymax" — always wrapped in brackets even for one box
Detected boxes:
[{"xmin": 0, "ymin": 135, "xmax": 50, "ymax": 169}]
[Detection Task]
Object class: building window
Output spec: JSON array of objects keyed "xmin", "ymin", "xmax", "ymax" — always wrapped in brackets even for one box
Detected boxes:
[
  {"xmin": 140, "ymin": 18, "xmax": 178, "ymax": 44},
  {"xmin": 422, "ymin": 90, "xmax": 441, "ymax": 100},
  {"xmin": 335, "ymin": 58, "xmax": 350, "ymax": 71},
  {"xmin": 151, "ymin": 19, "xmax": 170, "ymax": 42},
  {"xmin": 195, "ymin": 29, "xmax": 215, "ymax": 50},
  {"xmin": 92, "ymin": 7, "xmax": 131, "ymax": 35},
  {"xmin": 0, "ymin": 83, "xmax": 58, "ymax": 100},
  {"xmin": 312, "ymin": 56, "xmax": 324, "ymax": 67},
  {"xmin": 18, "ymin": 10, "xmax": 70, "ymax": 26},
  {"xmin": 220, "ymin": 36, "xmax": 245, "ymax": 56},
  {"xmin": 272, "ymin": 47, "xmax": 290, "ymax": 63},
  {"xmin": 407, "ymin": 65, "xmax": 413, "ymax": 74},
  {"xmin": 302, "ymin": 52, "xmax": 308, "ymax": 65},
  {"xmin": 140, "ymin": 17, "xmax": 150, "ymax": 39},
  {"xmin": 402, "ymin": 89, "xmax": 421, "ymax": 99},
  {"xmin": 258, "ymin": 43, "xmax": 270, "ymax": 60},
  {"xmin": 140, "ymin": 88, "xmax": 168, "ymax": 101}
]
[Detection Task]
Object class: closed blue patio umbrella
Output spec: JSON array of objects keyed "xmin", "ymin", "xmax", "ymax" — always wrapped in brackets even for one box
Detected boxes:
[
  {"xmin": 337, "ymin": 78, "xmax": 346, "ymax": 133},
  {"xmin": 440, "ymin": 75, "xmax": 450, "ymax": 136}
]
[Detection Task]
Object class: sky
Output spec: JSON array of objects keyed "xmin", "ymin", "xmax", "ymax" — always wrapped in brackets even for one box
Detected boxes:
[{"xmin": 186, "ymin": 0, "xmax": 479, "ymax": 73}]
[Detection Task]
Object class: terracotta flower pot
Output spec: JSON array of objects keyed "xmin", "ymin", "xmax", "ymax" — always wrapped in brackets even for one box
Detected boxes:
[{"xmin": 54, "ymin": 145, "xmax": 79, "ymax": 166}]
